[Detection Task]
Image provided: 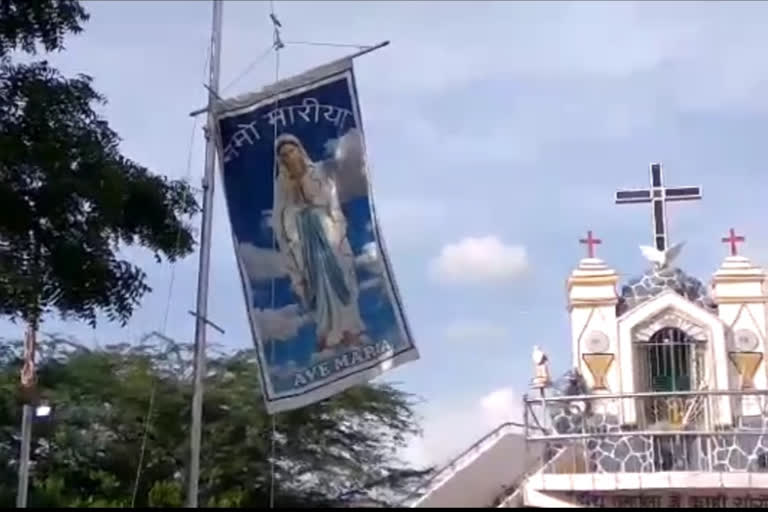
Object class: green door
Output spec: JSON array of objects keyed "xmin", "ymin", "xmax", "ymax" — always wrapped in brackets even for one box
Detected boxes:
[{"xmin": 649, "ymin": 342, "xmax": 692, "ymax": 392}]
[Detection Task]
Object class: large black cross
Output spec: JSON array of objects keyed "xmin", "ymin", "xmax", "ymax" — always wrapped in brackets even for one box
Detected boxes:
[{"xmin": 615, "ymin": 163, "xmax": 701, "ymax": 252}]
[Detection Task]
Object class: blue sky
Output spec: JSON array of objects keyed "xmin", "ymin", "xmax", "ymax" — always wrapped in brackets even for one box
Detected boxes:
[{"xmin": 4, "ymin": 0, "xmax": 768, "ymax": 467}]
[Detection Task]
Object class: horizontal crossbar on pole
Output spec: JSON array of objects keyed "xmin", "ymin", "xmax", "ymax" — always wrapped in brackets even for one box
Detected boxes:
[{"xmin": 188, "ymin": 40, "xmax": 390, "ymax": 117}]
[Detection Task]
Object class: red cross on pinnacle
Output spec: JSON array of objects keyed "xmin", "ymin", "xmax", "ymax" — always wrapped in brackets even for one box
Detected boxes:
[
  {"xmin": 579, "ymin": 230, "xmax": 602, "ymax": 258},
  {"xmin": 721, "ymin": 228, "xmax": 746, "ymax": 256}
]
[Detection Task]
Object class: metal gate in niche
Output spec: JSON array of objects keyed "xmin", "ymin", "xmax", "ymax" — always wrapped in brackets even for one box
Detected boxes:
[{"xmin": 635, "ymin": 326, "xmax": 709, "ymax": 470}]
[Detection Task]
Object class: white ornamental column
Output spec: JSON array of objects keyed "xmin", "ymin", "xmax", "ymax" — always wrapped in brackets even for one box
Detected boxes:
[
  {"xmin": 567, "ymin": 232, "xmax": 620, "ymax": 415},
  {"xmin": 712, "ymin": 232, "xmax": 768, "ymax": 418}
]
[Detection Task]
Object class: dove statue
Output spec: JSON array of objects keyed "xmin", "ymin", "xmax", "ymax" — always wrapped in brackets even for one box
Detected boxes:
[
  {"xmin": 639, "ymin": 241, "xmax": 685, "ymax": 269},
  {"xmin": 531, "ymin": 345, "xmax": 551, "ymax": 389}
]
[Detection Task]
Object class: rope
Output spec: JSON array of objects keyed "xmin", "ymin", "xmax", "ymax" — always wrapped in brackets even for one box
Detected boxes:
[
  {"xmin": 269, "ymin": 3, "xmax": 281, "ymax": 508},
  {"xmin": 221, "ymin": 44, "xmax": 274, "ymax": 94},
  {"xmin": 129, "ymin": 43, "xmax": 211, "ymax": 509}
]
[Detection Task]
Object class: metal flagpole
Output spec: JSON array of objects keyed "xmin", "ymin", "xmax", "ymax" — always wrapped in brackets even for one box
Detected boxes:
[{"xmin": 186, "ymin": 0, "xmax": 223, "ymax": 507}]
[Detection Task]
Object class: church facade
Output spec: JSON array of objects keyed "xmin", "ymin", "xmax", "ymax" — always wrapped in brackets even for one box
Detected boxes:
[{"xmin": 410, "ymin": 164, "xmax": 768, "ymax": 508}]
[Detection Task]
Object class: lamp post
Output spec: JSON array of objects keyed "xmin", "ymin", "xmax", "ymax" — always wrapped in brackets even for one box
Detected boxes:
[{"xmin": 16, "ymin": 398, "xmax": 53, "ymax": 508}]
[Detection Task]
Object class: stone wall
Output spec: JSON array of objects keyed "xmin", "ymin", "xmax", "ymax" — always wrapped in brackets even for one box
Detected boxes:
[
  {"xmin": 616, "ymin": 266, "xmax": 717, "ymax": 316},
  {"xmin": 548, "ymin": 406, "xmax": 654, "ymax": 473},
  {"xmin": 547, "ymin": 404, "xmax": 768, "ymax": 473},
  {"xmin": 711, "ymin": 417, "xmax": 768, "ymax": 472}
]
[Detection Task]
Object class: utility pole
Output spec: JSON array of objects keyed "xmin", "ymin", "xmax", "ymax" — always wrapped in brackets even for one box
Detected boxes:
[{"xmin": 186, "ymin": 0, "xmax": 223, "ymax": 507}]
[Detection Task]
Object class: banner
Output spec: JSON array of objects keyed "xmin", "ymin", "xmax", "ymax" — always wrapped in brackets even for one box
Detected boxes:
[{"xmin": 214, "ymin": 58, "xmax": 418, "ymax": 413}]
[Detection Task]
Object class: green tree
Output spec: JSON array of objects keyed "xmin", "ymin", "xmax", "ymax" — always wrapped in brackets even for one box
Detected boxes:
[
  {"xmin": 0, "ymin": 0, "xmax": 199, "ymax": 329},
  {"xmin": 0, "ymin": 0, "xmax": 88, "ymax": 57},
  {"xmin": 0, "ymin": 0, "xmax": 198, "ymax": 505},
  {"xmin": 0, "ymin": 337, "xmax": 432, "ymax": 507}
]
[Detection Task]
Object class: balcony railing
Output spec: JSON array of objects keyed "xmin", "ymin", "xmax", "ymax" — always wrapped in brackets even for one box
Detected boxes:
[{"xmin": 523, "ymin": 389, "xmax": 768, "ymax": 474}]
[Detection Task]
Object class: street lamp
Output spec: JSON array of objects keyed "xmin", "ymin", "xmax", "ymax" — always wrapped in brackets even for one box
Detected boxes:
[
  {"xmin": 34, "ymin": 402, "xmax": 51, "ymax": 419},
  {"xmin": 17, "ymin": 396, "xmax": 54, "ymax": 508}
]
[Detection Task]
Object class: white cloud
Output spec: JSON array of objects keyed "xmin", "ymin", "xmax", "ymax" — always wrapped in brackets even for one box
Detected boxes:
[
  {"xmin": 355, "ymin": 243, "xmax": 385, "ymax": 293},
  {"xmin": 355, "ymin": 242, "xmax": 380, "ymax": 270},
  {"xmin": 429, "ymin": 236, "xmax": 528, "ymax": 285},
  {"xmin": 250, "ymin": 304, "xmax": 307, "ymax": 342},
  {"xmin": 480, "ymin": 387, "xmax": 523, "ymax": 428},
  {"xmin": 325, "ymin": 128, "xmax": 369, "ymax": 201},
  {"xmin": 238, "ymin": 242, "xmax": 286, "ymax": 281},
  {"xmin": 359, "ymin": 277, "xmax": 383, "ymax": 291},
  {"xmin": 443, "ymin": 321, "xmax": 509, "ymax": 343},
  {"xmin": 401, "ymin": 387, "xmax": 524, "ymax": 469},
  {"xmin": 328, "ymin": 128, "xmax": 365, "ymax": 169}
]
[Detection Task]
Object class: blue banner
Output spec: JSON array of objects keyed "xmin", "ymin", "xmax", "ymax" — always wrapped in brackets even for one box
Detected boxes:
[{"xmin": 214, "ymin": 58, "xmax": 418, "ymax": 413}]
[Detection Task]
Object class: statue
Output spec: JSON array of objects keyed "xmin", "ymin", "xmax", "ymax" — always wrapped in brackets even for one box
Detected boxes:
[
  {"xmin": 639, "ymin": 241, "xmax": 685, "ymax": 269},
  {"xmin": 531, "ymin": 345, "xmax": 551, "ymax": 389}
]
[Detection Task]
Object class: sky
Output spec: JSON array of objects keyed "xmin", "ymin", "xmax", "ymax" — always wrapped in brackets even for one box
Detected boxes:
[{"xmin": 4, "ymin": 0, "xmax": 768, "ymax": 469}]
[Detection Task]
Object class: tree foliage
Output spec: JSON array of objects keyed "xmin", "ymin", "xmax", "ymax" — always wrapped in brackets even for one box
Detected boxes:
[
  {"xmin": 0, "ymin": 0, "xmax": 199, "ymax": 326},
  {"xmin": 0, "ymin": 337, "xmax": 431, "ymax": 507},
  {"xmin": 0, "ymin": 0, "xmax": 89, "ymax": 57}
]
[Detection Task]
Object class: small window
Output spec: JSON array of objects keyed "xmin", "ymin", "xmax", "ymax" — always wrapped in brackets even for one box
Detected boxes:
[
  {"xmin": 637, "ymin": 327, "xmax": 703, "ymax": 426},
  {"xmin": 645, "ymin": 327, "xmax": 696, "ymax": 393}
]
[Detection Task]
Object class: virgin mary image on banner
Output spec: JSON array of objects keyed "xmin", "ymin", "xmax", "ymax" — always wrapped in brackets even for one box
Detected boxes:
[
  {"xmin": 214, "ymin": 60, "xmax": 418, "ymax": 413},
  {"xmin": 273, "ymin": 133, "xmax": 366, "ymax": 352}
]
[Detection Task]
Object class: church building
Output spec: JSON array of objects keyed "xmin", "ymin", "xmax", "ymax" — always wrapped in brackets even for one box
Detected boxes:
[{"xmin": 407, "ymin": 163, "xmax": 768, "ymax": 508}]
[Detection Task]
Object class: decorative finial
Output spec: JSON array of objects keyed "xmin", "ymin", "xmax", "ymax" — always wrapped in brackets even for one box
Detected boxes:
[
  {"xmin": 721, "ymin": 228, "xmax": 746, "ymax": 256},
  {"xmin": 579, "ymin": 230, "xmax": 602, "ymax": 259}
]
